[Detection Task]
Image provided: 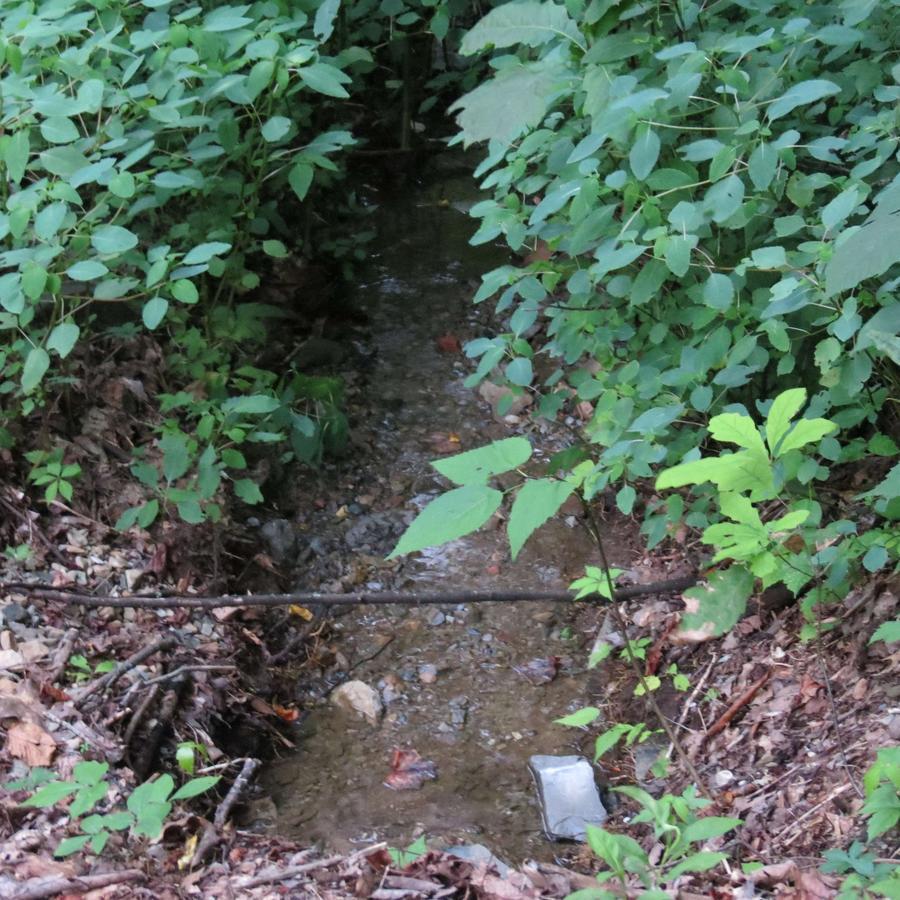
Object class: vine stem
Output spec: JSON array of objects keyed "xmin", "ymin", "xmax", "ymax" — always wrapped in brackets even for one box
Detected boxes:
[{"xmin": 581, "ymin": 499, "xmax": 710, "ymax": 797}]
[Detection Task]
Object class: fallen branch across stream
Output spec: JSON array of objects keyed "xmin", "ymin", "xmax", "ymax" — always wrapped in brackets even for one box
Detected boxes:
[{"xmin": 1, "ymin": 574, "xmax": 698, "ymax": 610}]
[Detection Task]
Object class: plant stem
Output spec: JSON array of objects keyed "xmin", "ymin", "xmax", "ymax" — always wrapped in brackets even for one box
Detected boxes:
[{"xmin": 581, "ymin": 499, "xmax": 710, "ymax": 796}]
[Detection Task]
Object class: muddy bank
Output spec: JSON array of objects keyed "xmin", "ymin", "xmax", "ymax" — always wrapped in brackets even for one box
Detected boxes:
[{"xmin": 256, "ymin": 162, "xmax": 639, "ymax": 865}]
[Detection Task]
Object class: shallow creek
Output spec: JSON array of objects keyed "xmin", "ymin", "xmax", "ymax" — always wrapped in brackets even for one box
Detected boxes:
[{"xmin": 261, "ymin": 161, "xmax": 635, "ymax": 865}]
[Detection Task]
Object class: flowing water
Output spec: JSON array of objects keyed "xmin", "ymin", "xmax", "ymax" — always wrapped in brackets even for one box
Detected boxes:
[{"xmin": 260, "ymin": 159, "xmax": 637, "ymax": 866}]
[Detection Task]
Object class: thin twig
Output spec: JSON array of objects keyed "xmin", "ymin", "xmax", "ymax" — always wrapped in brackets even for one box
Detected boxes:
[
  {"xmin": 666, "ymin": 654, "xmax": 717, "ymax": 760},
  {"xmin": 704, "ymin": 670, "xmax": 771, "ymax": 741},
  {"xmin": 10, "ymin": 868, "xmax": 144, "ymax": 899},
  {"xmin": 123, "ymin": 683, "xmax": 160, "ymax": 752},
  {"xmin": 1, "ymin": 576, "xmax": 699, "ymax": 609},
  {"xmin": 43, "ymin": 627, "xmax": 78, "ymax": 684},
  {"xmin": 815, "ymin": 628, "xmax": 865, "ymax": 799},
  {"xmin": 581, "ymin": 502, "xmax": 709, "ymax": 795},
  {"xmin": 775, "ymin": 783, "xmax": 854, "ymax": 846},
  {"xmin": 140, "ymin": 664, "xmax": 235, "ymax": 687},
  {"xmin": 237, "ymin": 854, "xmax": 346, "ymax": 889},
  {"xmin": 73, "ymin": 637, "xmax": 177, "ymax": 707},
  {"xmin": 214, "ymin": 757, "xmax": 260, "ymax": 829}
]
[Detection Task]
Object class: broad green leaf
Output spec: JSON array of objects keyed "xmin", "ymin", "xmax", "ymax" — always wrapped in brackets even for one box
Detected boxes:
[
  {"xmin": 183, "ymin": 242, "xmax": 231, "ymax": 265},
  {"xmin": 666, "ymin": 851, "xmax": 727, "ymax": 881},
  {"xmin": 680, "ymin": 817, "xmax": 742, "ymax": 845},
  {"xmin": 160, "ymin": 432, "xmax": 190, "ymax": 482},
  {"xmin": 262, "ymin": 239, "xmax": 288, "ymax": 258},
  {"xmin": 870, "ymin": 620, "xmax": 900, "ymax": 644},
  {"xmin": 862, "ymin": 545, "xmax": 888, "ymax": 572},
  {"xmin": 289, "ymin": 162, "xmax": 314, "ymax": 200},
  {"xmin": 314, "ymin": 0, "xmax": 341, "ymax": 41},
  {"xmin": 67, "ymin": 260, "xmax": 108, "ymax": 281},
  {"xmin": 22, "ymin": 265, "xmax": 48, "ymax": 300},
  {"xmin": 776, "ymin": 417, "xmax": 837, "ymax": 455},
  {"xmin": 747, "ymin": 142, "xmax": 777, "ymax": 191},
  {"xmin": 703, "ymin": 273, "xmax": 734, "ymax": 310},
  {"xmin": 460, "ymin": 1, "xmax": 583, "ymax": 54},
  {"xmin": 822, "ymin": 187, "xmax": 860, "ymax": 231},
  {"xmin": 387, "ymin": 484, "xmax": 503, "ymax": 558},
  {"xmin": 708, "ymin": 412, "xmax": 767, "ymax": 456},
  {"xmin": 109, "ymin": 171, "xmax": 136, "ymax": 198},
  {"xmin": 40, "ymin": 117, "xmax": 80, "ymax": 144},
  {"xmin": 5, "ymin": 130, "xmax": 30, "ymax": 184},
  {"xmin": 555, "ymin": 706, "xmax": 600, "ymax": 727},
  {"xmin": 629, "ymin": 126, "xmax": 660, "ymax": 181},
  {"xmin": 171, "ymin": 775, "xmax": 220, "ymax": 800},
  {"xmin": 171, "ymin": 279, "xmax": 199, "ymax": 303},
  {"xmin": 91, "ymin": 225, "xmax": 138, "ymax": 255},
  {"xmin": 506, "ymin": 356, "xmax": 533, "ymax": 386},
  {"xmin": 177, "ymin": 499, "xmax": 204, "ymax": 524},
  {"xmin": 142, "ymin": 297, "xmax": 168, "ymax": 329},
  {"xmin": 47, "ymin": 322, "xmax": 80, "ymax": 359},
  {"xmin": 594, "ymin": 724, "xmax": 631, "ymax": 761},
  {"xmin": 22, "ymin": 348, "xmax": 50, "ymax": 393},
  {"xmin": 299, "ymin": 63, "xmax": 351, "ymax": 98},
  {"xmin": 222, "ymin": 395, "xmax": 280, "ymax": 415},
  {"xmin": 34, "ymin": 202, "xmax": 67, "ymax": 241},
  {"xmin": 450, "ymin": 65, "xmax": 566, "ymax": 146},
  {"xmin": 825, "ymin": 215, "xmax": 900, "ymax": 296},
  {"xmin": 261, "ymin": 116, "xmax": 291, "ymax": 142},
  {"xmin": 677, "ymin": 566, "xmax": 754, "ymax": 642},
  {"xmin": 431, "ymin": 437, "xmax": 531, "ymax": 485},
  {"xmin": 234, "ymin": 478, "xmax": 263, "ymax": 504},
  {"xmin": 664, "ymin": 235, "xmax": 694, "ymax": 276},
  {"xmin": 764, "ymin": 388, "xmax": 807, "ymax": 455},
  {"xmin": 54, "ymin": 835, "xmax": 91, "ymax": 858},
  {"xmin": 767, "ymin": 79, "xmax": 840, "ymax": 120},
  {"xmin": 22, "ymin": 780, "xmax": 78, "ymax": 807},
  {"xmin": 508, "ymin": 478, "xmax": 574, "ymax": 558}
]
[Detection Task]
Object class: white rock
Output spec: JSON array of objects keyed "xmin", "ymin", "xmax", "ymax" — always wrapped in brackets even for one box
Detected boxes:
[
  {"xmin": 714, "ymin": 769, "xmax": 735, "ymax": 787},
  {"xmin": 330, "ymin": 680, "xmax": 383, "ymax": 725},
  {"xmin": 0, "ymin": 650, "xmax": 24, "ymax": 671}
]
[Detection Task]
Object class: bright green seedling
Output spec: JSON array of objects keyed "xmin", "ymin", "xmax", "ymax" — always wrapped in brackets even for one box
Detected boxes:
[
  {"xmin": 569, "ymin": 786, "xmax": 741, "ymax": 895},
  {"xmin": 25, "ymin": 449, "xmax": 81, "ymax": 504},
  {"xmin": 388, "ymin": 835, "xmax": 428, "ymax": 867},
  {"xmin": 656, "ymin": 389, "xmax": 837, "ymax": 501},
  {"xmin": 861, "ymin": 747, "xmax": 900, "ymax": 842},
  {"xmin": 175, "ymin": 741, "xmax": 210, "ymax": 776},
  {"xmin": 66, "ymin": 655, "xmax": 115, "ymax": 684},
  {"xmin": 15, "ymin": 762, "xmax": 219, "ymax": 858}
]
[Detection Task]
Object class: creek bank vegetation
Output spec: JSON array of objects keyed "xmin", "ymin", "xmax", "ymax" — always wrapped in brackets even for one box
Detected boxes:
[{"xmin": 1, "ymin": 0, "xmax": 899, "ymax": 897}]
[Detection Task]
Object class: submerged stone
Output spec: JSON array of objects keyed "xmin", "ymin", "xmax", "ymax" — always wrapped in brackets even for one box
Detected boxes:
[{"xmin": 529, "ymin": 754, "xmax": 607, "ymax": 841}]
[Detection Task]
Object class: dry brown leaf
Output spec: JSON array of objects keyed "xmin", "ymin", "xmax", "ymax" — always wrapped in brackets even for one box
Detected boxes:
[{"xmin": 7, "ymin": 720, "xmax": 57, "ymax": 766}]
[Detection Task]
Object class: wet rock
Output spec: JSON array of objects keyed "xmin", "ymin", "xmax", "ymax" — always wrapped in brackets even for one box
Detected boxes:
[
  {"xmin": 418, "ymin": 664, "xmax": 438, "ymax": 684},
  {"xmin": 633, "ymin": 741, "xmax": 666, "ymax": 781},
  {"xmin": 330, "ymin": 680, "xmax": 383, "ymax": 725},
  {"xmin": 0, "ymin": 604, "xmax": 27, "ymax": 625},
  {"xmin": 260, "ymin": 519, "xmax": 297, "ymax": 565},
  {"xmin": 714, "ymin": 769, "xmax": 735, "ymax": 788},
  {"xmin": 445, "ymin": 844, "xmax": 510, "ymax": 877},
  {"xmin": 530, "ymin": 755, "xmax": 608, "ymax": 841}
]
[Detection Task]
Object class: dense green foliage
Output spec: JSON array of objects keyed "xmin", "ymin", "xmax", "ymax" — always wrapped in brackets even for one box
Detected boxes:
[
  {"xmin": 0, "ymin": 0, "xmax": 483, "ymax": 528},
  {"xmin": 392, "ymin": 0, "xmax": 900, "ymax": 627}
]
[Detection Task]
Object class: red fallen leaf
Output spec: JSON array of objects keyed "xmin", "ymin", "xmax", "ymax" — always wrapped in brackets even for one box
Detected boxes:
[
  {"xmin": 384, "ymin": 749, "xmax": 437, "ymax": 790},
  {"xmin": 435, "ymin": 333, "xmax": 461, "ymax": 353},
  {"xmin": 273, "ymin": 704, "xmax": 299, "ymax": 722},
  {"xmin": 513, "ymin": 656, "xmax": 560, "ymax": 685},
  {"xmin": 39, "ymin": 683, "xmax": 70, "ymax": 702}
]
